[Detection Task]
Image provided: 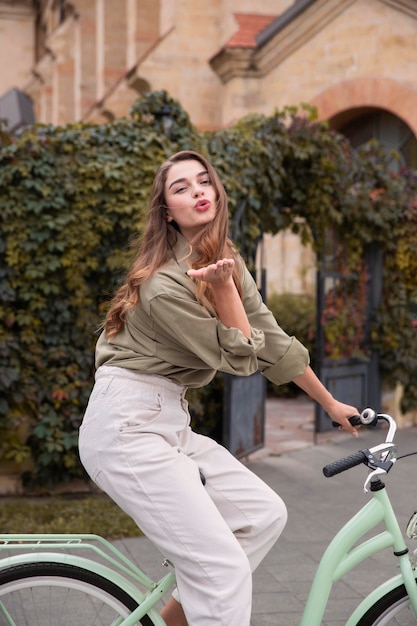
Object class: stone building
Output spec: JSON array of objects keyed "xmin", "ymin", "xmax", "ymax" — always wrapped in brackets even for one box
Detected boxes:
[{"xmin": 1, "ymin": 0, "xmax": 417, "ymax": 297}]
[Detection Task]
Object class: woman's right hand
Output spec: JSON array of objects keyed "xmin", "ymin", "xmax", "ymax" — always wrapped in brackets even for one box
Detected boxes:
[
  {"xmin": 187, "ymin": 259, "xmax": 251, "ymax": 338},
  {"xmin": 187, "ymin": 259, "xmax": 235, "ymax": 286}
]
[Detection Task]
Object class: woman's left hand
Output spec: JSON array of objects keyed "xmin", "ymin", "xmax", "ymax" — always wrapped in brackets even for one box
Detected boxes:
[{"xmin": 327, "ymin": 399, "xmax": 360, "ymax": 437}]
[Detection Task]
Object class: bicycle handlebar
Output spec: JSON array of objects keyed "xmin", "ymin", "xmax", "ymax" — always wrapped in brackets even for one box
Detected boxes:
[
  {"xmin": 323, "ymin": 451, "xmax": 368, "ymax": 477},
  {"xmin": 323, "ymin": 409, "xmax": 398, "ymax": 482}
]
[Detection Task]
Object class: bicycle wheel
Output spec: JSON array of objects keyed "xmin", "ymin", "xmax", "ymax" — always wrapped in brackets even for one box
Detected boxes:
[
  {"xmin": 0, "ymin": 561, "xmax": 156, "ymax": 625},
  {"xmin": 356, "ymin": 580, "xmax": 417, "ymax": 625}
]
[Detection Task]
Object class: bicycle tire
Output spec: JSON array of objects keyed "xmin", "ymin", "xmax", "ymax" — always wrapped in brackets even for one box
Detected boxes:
[
  {"xmin": 356, "ymin": 580, "xmax": 417, "ymax": 625},
  {"xmin": 0, "ymin": 561, "xmax": 156, "ymax": 626}
]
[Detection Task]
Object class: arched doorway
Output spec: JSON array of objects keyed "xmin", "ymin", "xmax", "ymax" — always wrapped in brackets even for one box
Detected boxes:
[
  {"xmin": 332, "ymin": 108, "xmax": 417, "ymax": 170},
  {"xmin": 315, "ymin": 108, "xmax": 417, "ymax": 432}
]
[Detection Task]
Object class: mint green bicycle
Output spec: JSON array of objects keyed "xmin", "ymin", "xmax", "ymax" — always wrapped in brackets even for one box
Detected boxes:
[{"xmin": 0, "ymin": 409, "xmax": 416, "ymax": 625}]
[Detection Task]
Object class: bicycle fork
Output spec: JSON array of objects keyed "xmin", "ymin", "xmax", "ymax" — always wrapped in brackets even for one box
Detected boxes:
[{"xmin": 300, "ymin": 485, "xmax": 417, "ymax": 625}]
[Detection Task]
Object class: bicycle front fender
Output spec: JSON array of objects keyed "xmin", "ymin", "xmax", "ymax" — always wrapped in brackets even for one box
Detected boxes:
[
  {"xmin": 0, "ymin": 551, "xmax": 147, "ymax": 603},
  {"xmin": 346, "ymin": 571, "xmax": 417, "ymax": 626}
]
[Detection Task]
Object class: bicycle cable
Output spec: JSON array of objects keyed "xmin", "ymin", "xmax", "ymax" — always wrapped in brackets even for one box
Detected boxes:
[{"xmin": 396, "ymin": 450, "xmax": 417, "ymax": 460}]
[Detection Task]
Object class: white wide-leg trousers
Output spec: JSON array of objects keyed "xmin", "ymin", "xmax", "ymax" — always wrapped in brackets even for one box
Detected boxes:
[{"xmin": 78, "ymin": 366, "xmax": 287, "ymax": 626}]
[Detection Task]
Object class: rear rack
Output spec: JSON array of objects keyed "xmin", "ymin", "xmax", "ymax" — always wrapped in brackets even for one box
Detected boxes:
[{"xmin": 0, "ymin": 533, "xmax": 157, "ymax": 588}]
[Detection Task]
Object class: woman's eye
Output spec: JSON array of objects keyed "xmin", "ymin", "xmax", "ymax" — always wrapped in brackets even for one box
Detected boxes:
[
  {"xmin": 174, "ymin": 186, "xmax": 187, "ymax": 193},
  {"xmin": 201, "ymin": 179, "xmax": 211, "ymax": 185}
]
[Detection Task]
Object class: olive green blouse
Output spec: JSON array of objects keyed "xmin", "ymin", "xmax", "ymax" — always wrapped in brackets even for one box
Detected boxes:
[{"xmin": 95, "ymin": 234, "xmax": 309, "ymax": 388}]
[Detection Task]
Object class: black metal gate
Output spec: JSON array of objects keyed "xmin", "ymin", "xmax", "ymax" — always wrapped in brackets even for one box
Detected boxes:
[
  {"xmin": 223, "ymin": 371, "xmax": 266, "ymax": 458},
  {"xmin": 315, "ymin": 237, "xmax": 383, "ymax": 432},
  {"xmin": 222, "ymin": 211, "xmax": 267, "ymax": 457}
]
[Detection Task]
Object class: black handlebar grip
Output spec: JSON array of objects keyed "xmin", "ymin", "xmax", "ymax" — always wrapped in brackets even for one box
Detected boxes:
[
  {"xmin": 323, "ymin": 450, "xmax": 368, "ymax": 477},
  {"xmin": 331, "ymin": 415, "xmax": 362, "ymax": 429}
]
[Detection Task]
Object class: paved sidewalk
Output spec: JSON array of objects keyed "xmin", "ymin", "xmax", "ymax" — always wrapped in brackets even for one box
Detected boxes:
[
  {"xmin": 112, "ymin": 397, "xmax": 417, "ymax": 625},
  {"xmin": 257, "ymin": 395, "xmax": 343, "ymax": 457}
]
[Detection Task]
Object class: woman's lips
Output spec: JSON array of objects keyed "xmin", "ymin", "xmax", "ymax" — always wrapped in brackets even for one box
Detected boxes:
[{"xmin": 195, "ymin": 200, "xmax": 211, "ymax": 211}]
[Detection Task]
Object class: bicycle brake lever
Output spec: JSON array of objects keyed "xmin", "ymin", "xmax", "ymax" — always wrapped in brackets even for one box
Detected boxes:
[
  {"xmin": 362, "ymin": 444, "xmax": 397, "ymax": 492},
  {"xmin": 363, "ymin": 467, "xmax": 389, "ymax": 493},
  {"xmin": 366, "ymin": 442, "xmax": 397, "ymax": 464}
]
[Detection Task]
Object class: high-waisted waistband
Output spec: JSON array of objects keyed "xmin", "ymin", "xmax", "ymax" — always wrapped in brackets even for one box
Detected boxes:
[{"xmin": 95, "ymin": 365, "xmax": 187, "ymax": 398}]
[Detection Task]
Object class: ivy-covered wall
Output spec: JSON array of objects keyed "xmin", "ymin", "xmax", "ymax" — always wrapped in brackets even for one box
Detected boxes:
[{"xmin": 1, "ymin": 91, "xmax": 416, "ymax": 488}]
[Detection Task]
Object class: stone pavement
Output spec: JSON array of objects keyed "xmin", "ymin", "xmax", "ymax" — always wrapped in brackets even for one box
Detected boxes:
[
  {"xmin": 111, "ymin": 397, "xmax": 417, "ymax": 625},
  {"xmin": 254, "ymin": 394, "xmax": 341, "ymax": 458}
]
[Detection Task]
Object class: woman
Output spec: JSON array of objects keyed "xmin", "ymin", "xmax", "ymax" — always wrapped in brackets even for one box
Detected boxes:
[{"xmin": 79, "ymin": 150, "xmax": 359, "ymax": 626}]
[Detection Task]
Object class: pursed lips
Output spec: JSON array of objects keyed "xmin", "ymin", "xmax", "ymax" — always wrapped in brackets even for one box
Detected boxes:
[{"xmin": 195, "ymin": 199, "xmax": 211, "ymax": 211}]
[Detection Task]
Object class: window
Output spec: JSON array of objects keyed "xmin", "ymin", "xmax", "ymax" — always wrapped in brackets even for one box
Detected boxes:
[{"xmin": 340, "ymin": 110, "xmax": 417, "ymax": 171}]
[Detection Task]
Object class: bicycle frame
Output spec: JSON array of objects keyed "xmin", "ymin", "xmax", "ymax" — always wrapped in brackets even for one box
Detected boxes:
[
  {"xmin": 0, "ymin": 534, "xmax": 176, "ymax": 626},
  {"xmin": 300, "ymin": 480, "xmax": 417, "ymax": 625}
]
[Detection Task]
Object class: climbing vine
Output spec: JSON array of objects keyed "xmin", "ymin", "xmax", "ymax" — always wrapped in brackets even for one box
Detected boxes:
[{"xmin": 0, "ymin": 90, "xmax": 416, "ymax": 487}]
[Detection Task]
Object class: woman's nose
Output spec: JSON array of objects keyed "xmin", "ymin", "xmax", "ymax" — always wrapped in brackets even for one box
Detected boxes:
[{"xmin": 192, "ymin": 184, "xmax": 204, "ymax": 197}]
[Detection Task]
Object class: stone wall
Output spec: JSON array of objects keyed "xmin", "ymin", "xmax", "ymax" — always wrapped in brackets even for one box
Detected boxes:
[{"xmin": 0, "ymin": 1, "xmax": 34, "ymax": 90}]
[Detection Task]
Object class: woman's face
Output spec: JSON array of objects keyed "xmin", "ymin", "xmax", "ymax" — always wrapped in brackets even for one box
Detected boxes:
[{"xmin": 164, "ymin": 159, "xmax": 217, "ymax": 240}]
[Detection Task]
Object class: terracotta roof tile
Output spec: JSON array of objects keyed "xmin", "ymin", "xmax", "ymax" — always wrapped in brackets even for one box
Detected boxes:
[{"xmin": 227, "ymin": 13, "xmax": 277, "ymax": 49}]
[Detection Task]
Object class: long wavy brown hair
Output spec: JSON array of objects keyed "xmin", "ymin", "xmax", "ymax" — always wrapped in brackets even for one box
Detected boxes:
[{"xmin": 104, "ymin": 150, "xmax": 242, "ymax": 338}]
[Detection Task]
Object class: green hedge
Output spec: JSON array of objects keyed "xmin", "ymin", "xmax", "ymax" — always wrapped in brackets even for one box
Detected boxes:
[{"xmin": 0, "ymin": 111, "xmax": 177, "ymax": 486}]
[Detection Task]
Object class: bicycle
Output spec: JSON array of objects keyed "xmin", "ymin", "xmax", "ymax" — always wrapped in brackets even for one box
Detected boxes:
[{"xmin": 0, "ymin": 409, "xmax": 415, "ymax": 625}]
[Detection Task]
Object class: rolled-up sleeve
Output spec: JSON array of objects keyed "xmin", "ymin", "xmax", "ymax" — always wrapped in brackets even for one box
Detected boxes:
[
  {"xmin": 241, "ymin": 267, "xmax": 310, "ymax": 385},
  {"xmin": 217, "ymin": 322, "xmax": 265, "ymax": 356},
  {"xmin": 260, "ymin": 336, "xmax": 309, "ymax": 384}
]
